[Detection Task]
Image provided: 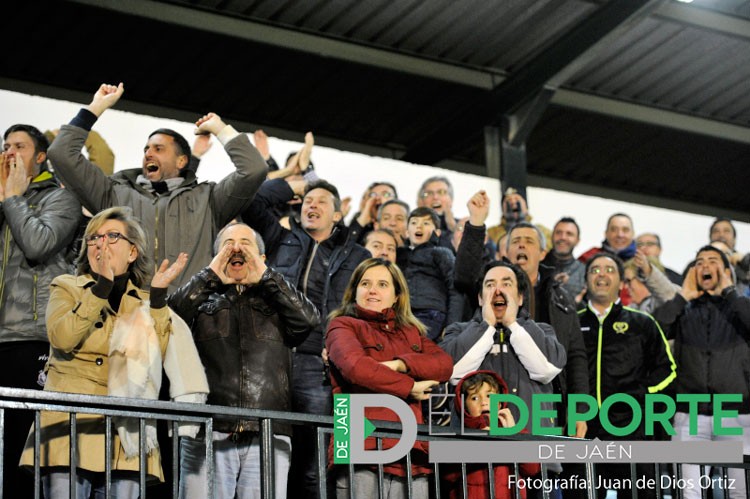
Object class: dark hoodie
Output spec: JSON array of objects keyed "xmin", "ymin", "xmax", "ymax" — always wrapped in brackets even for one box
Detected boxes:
[{"xmin": 444, "ymin": 370, "xmax": 540, "ymax": 499}]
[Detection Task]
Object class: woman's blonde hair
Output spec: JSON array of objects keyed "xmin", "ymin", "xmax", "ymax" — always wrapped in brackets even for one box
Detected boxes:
[
  {"xmin": 329, "ymin": 257, "xmax": 427, "ymax": 335},
  {"xmin": 76, "ymin": 206, "xmax": 151, "ymax": 288}
]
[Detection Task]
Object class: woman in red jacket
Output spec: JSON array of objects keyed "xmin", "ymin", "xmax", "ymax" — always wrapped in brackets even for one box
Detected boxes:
[{"xmin": 326, "ymin": 257, "xmax": 453, "ymax": 498}]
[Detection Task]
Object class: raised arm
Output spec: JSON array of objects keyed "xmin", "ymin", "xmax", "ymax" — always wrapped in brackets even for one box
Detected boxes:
[
  {"xmin": 47, "ymin": 83, "xmax": 125, "ymax": 213},
  {"xmin": 197, "ymin": 113, "xmax": 267, "ymax": 227}
]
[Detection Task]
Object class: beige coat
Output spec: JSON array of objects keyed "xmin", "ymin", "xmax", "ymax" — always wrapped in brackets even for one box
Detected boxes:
[{"xmin": 20, "ymin": 274, "xmax": 171, "ymax": 481}]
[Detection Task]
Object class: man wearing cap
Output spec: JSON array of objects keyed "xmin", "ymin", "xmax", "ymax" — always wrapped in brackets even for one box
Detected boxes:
[{"xmin": 48, "ymin": 83, "xmax": 268, "ymax": 290}]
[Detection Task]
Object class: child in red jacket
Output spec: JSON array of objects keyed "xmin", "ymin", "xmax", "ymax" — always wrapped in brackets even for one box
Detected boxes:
[{"xmin": 445, "ymin": 370, "xmax": 540, "ymax": 499}]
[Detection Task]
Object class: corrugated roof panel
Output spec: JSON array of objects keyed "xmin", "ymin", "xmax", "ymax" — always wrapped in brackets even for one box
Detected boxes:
[
  {"xmin": 483, "ymin": 0, "xmax": 596, "ymax": 70},
  {"xmin": 689, "ymin": 0, "xmax": 750, "ymax": 20}
]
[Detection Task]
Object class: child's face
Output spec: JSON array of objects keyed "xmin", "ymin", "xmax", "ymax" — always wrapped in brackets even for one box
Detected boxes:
[
  {"xmin": 465, "ymin": 381, "xmax": 497, "ymax": 417},
  {"xmin": 407, "ymin": 216, "xmax": 437, "ymax": 245}
]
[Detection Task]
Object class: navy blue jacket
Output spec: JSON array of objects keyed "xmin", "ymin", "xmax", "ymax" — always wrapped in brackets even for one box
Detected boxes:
[{"xmin": 242, "ymin": 180, "xmax": 370, "ymax": 354}]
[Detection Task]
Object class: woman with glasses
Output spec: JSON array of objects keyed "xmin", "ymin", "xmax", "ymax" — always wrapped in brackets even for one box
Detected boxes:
[{"xmin": 20, "ymin": 206, "xmax": 188, "ymax": 498}]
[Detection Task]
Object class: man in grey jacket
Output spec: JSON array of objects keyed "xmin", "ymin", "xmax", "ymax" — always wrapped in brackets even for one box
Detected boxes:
[
  {"xmin": 0, "ymin": 124, "xmax": 81, "ymax": 497},
  {"xmin": 48, "ymin": 83, "xmax": 268, "ymax": 290},
  {"xmin": 441, "ymin": 260, "xmax": 566, "ymax": 429}
]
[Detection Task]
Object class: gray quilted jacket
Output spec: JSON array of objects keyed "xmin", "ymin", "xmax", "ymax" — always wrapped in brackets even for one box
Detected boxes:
[{"xmin": 0, "ymin": 172, "xmax": 81, "ymax": 342}]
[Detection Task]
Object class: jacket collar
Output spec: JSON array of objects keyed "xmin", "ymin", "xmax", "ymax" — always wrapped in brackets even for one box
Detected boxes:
[
  {"xmin": 354, "ymin": 305, "xmax": 397, "ymax": 329},
  {"xmin": 76, "ymin": 274, "xmax": 146, "ymax": 303}
]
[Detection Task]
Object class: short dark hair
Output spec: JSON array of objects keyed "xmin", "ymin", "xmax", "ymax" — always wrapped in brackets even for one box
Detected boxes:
[
  {"xmin": 149, "ymin": 128, "xmax": 190, "ymax": 159},
  {"xmin": 606, "ymin": 213, "xmax": 633, "ymax": 230},
  {"xmin": 461, "ymin": 372, "xmax": 501, "ymax": 397},
  {"xmin": 4, "ymin": 124, "xmax": 49, "ymax": 155},
  {"xmin": 366, "ymin": 181, "xmax": 398, "ymax": 200},
  {"xmin": 408, "ymin": 206, "xmax": 440, "ymax": 227},
  {"xmin": 476, "ymin": 260, "xmax": 529, "ymax": 299},
  {"xmin": 508, "ymin": 221, "xmax": 547, "ymax": 251},
  {"xmin": 709, "ymin": 218, "xmax": 736, "ymax": 239},
  {"xmin": 554, "ymin": 217, "xmax": 580, "ymax": 238},
  {"xmin": 585, "ymin": 252, "xmax": 624, "ymax": 280},
  {"xmin": 696, "ymin": 245, "xmax": 731, "ymax": 270},
  {"xmin": 377, "ymin": 199, "xmax": 410, "ymax": 221},
  {"xmin": 304, "ymin": 179, "xmax": 342, "ymax": 211},
  {"xmin": 364, "ymin": 228, "xmax": 397, "ymax": 247}
]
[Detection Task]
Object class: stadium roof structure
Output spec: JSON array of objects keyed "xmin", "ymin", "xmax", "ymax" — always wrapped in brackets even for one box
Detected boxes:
[{"xmin": 7, "ymin": 0, "xmax": 750, "ymax": 218}]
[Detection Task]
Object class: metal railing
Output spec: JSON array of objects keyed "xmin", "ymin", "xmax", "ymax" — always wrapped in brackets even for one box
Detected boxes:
[{"xmin": 0, "ymin": 387, "xmax": 748, "ymax": 499}]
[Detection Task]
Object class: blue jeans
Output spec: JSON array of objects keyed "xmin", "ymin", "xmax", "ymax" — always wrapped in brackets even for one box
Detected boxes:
[
  {"xmin": 43, "ymin": 468, "xmax": 140, "ymax": 499},
  {"xmin": 288, "ymin": 352, "xmax": 332, "ymax": 498},
  {"xmin": 179, "ymin": 433, "xmax": 291, "ymax": 499}
]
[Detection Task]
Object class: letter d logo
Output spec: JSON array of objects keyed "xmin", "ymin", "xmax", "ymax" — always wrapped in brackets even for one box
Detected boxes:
[{"xmin": 349, "ymin": 394, "xmax": 417, "ymax": 464}]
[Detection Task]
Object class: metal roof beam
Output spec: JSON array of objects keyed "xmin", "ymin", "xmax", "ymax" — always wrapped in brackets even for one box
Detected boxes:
[
  {"xmin": 401, "ymin": 0, "xmax": 661, "ymax": 165},
  {"xmin": 67, "ymin": 0, "xmax": 750, "ymax": 145},
  {"xmin": 65, "ymin": 0, "xmax": 497, "ymax": 89}
]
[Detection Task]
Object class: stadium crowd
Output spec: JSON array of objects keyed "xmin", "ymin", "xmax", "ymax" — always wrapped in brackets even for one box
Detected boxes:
[{"xmin": 1, "ymin": 83, "xmax": 749, "ymax": 499}]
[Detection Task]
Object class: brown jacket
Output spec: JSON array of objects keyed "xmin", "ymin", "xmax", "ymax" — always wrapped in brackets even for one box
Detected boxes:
[{"xmin": 20, "ymin": 274, "xmax": 171, "ymax": 480}]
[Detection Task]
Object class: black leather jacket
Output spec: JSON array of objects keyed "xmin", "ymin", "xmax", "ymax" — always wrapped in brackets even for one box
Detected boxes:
[{"xmin": 169, "ymin": 267, "xmax": 320, "ymax": 435}]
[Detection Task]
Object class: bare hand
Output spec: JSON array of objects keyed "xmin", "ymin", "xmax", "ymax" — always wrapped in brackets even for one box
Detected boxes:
[
  {"xmin": 87, "ymin": 83, "xmax": 124, "ymax": 117},
  {"xmin": 680, "ymin": 267, "xmax": 703, "ymax": 301},
  {"xmin": 287, "ymin": 179, "xmax": 306, "ymax": 197},
  {"xmin": 357, "ymin": 195, "xmax": 378, "ymax": 227},
  {"xmin": 253, "ymin": 129, "xmax": 271, "ymax": 160},
  {"xmin": 192, "ymin": 134, "xmax": 212, "ymax": 158},
  {"xmin": 240, "ymin": 244, "xmax": 267, "ymax": 285},
  {"xmin": 4, "ymin": 154, "xmax": 31, "ymax": 198},
  {"xmin": 497, "ymin": 407, "xmax": 515, "ymax": 428},
  {"xmin": 499, "ymin": 290, "xmax": 519, "ymax": 327},
  {"xmin": 151, "ymin": 253, "xmax": 188, "ymax": 289},
  {"xmin": 573, "ymin": 420, "xmax": 587, "ymax": 438},
  {"xmin": 410, "ymin": 380, "xmax": 438, "ymax": 401},
  {"xmin": 553, "ymin": 272, "xmax": 570, "ymax": 285},
  {"xmin": 443, "ymin": 203, "xmax": 456, "ymax": 231},
  {"xmin": 633, "ymin": 249, "xmax": 652, "ymax": 278},
  {"xmin": 94, "ymin": 243, "xmax": 115, "ymax": 281},
  {"xmin": 481, "ymin": 292, "xmax": 498, "ymax": 327},
  {"xmin": 340, "ymin": 197, "xmax": 352, "ymax": 219},
  {"xmin": 209, "ymin": 245, "xmax": 234, "ymax": 284},
  {"xmin": 380, "ymin": 359, "xmax": 407, "ymax": 373},
  {"xmin": 321, "ymin": 347, "xmax": 329, "ymax": 366},
  {"xmin": 575, "ymin": 287, "xmax": 587, "ymax": 304},
  {"xmin": 707, "ymin": 267, "xmax": 734, "ymax": 296},
  {"xmin": 467, "ymin": 190, "xmax": 490, "ymax": 226},
  {"xmin": 298, "ymin": 132, "xmax": 314, "ymax": 172},
  {"xmin": 195, "ymin": 113, "xmax": 227, "ymax": 136}
]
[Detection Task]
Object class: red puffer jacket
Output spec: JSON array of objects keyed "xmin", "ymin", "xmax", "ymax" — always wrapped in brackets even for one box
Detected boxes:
[{"xmin": 326, "ymin": 305, "xmax": 453, "ymax": 476}]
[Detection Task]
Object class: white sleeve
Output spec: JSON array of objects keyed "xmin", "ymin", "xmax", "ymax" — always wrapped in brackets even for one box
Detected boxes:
[
  {"xmin": 450, "ymin": 324, "xmax": 495, "ymax": 384},
  {"xmin": 507, "ymin": 321, "xmax": 562, "ymax": 384}
]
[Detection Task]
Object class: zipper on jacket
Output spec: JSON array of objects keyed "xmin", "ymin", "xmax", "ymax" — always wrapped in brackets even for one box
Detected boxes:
[
  {"xmin": 32, "ymin": 273, "xmax": 38, "ymax": 321},
  {"xmin": 302, "ymin": 241, "xmax": 320, "ymax": 295},
  {"xmin": 0, "ymin": 224, "xmax": 12, "ymax": 306},
  {"xmin": 153, "ymin": 198, "xmax": 160, "ymax": 275}
]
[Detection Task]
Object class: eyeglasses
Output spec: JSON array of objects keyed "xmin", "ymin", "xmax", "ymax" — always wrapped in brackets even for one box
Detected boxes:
[
  {"xmin": 368, "ymin": 191, "xmax": 394, "ymax": 199},
  {"xmin": 636, "ymin": 241, "xmax": 659, "ymax": 248},
  {"xmin": 588, "ymin": 266, "xmax": 617, "ymax": 275},
  {"xmin": 421, "ymin": 189, "xmax": 448, "ymax": 198},
  {"xmin": 85, "ymin": 232, "xmax": 134, "ymax": 246}
]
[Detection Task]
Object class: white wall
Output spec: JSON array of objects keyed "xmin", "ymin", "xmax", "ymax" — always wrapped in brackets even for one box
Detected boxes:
[{"xmin": 3, "ymin": 88, "xmax": 748, "ymax": 271}]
